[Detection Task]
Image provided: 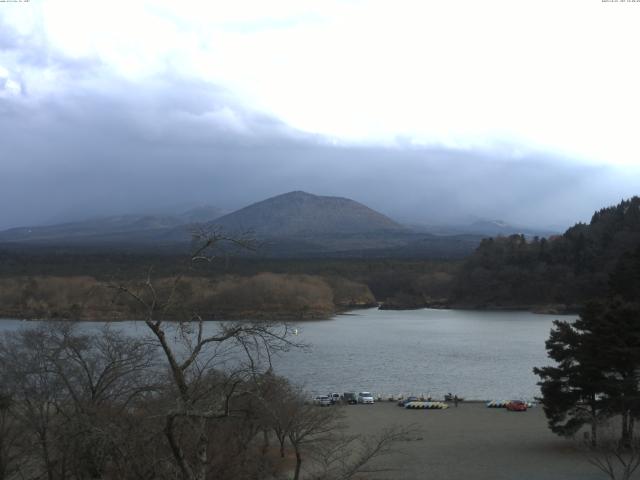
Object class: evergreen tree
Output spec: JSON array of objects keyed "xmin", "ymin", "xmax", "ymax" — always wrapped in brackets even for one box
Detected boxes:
[
  {"xmin": 589, "ymin": 301, "xmax": 640, "ymax": 445},
  {"xmin": 534, "ymin": 305, "xmax": 609, "ymax": 446},
  {"xmin": 535, "ymin": 300, "xmax": 640, "ymax": 445},
  {"xmin": 609, "ymin": 246, "xmax": 640, "ymax": 302}
]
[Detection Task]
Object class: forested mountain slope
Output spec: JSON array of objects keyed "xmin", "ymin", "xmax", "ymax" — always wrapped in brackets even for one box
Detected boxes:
[{"xmin": 453, "ymin": 197, "xmax": 640, "ymax": 309}]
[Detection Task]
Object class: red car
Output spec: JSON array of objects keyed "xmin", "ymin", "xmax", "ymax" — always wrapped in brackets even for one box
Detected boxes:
[{"xmin": 506, "ymin": 400, "xmax": 528, "ymax": 412}]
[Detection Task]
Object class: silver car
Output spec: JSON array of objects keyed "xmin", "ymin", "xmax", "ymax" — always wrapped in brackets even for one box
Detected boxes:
[
  {"xmin": 357, "ymin": 392, "xmax": 374, "ymax": 404},
  {"xmin": 314, "ymin": 395, "xmax": 332, "ymax": 406}
]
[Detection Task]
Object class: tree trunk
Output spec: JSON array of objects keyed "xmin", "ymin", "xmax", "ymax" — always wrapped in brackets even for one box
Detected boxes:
[
  {"xmin": 262, "ymin": 429, "xmax": 270, "ymax": 456},
  {"xmin": 293, "ymin": 448, "xmax": 302, "ymax": 480},
  {"xmin": 195, "ymin": 419, "xmax": 208, "ymax": 480},
  {"xmin": 622, "ymin": 409, "xmax": 630, "ymax": 446},
  {"xmin": 279, "ymin": 437, "xmax": 286, "ymax": 458},
  {"xmin": 589, "ymin": 404, "xmax": 598, "ymax": 447},
  {"xmin": 165, "ymin": 415, "xmax": 192, "ymax": 480},
  {"xmin": 39, "ymin": 431, "xmax": 55, "ymax": 480}
]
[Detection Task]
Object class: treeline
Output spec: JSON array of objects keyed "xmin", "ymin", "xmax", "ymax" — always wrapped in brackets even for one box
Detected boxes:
[
  {"xmin": 452, "ymin": 197, "xmax": 640, "ymax": 310},
  {"xmin": 0, "ymin": 250, "xmax": 459, "ymax": 319},
  {"xmin": 0, "ymin": 273, "xmax": 376, "ymax": 321}
]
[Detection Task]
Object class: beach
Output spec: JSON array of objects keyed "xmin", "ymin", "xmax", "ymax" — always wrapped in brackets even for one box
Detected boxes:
[{"xmin": 342, "ymin": 401, "xmax": 603, "ymax": 480}]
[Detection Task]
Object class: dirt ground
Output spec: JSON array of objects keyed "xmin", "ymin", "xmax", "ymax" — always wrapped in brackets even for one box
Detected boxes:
[{"xmin": 341, "ymin": 401, "xmax": 607, "ymax": 480}]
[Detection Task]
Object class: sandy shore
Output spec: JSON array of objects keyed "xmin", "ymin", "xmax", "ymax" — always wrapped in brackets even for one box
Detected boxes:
[{"xmin": 342, "ymin": 402, "xmax": 603, "ymax": 480}]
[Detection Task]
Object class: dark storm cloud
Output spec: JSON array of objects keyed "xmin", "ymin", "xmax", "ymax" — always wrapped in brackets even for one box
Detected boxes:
[{"xmin": 0, "ymin": 23, "xmax": 637, "ymax": 231}]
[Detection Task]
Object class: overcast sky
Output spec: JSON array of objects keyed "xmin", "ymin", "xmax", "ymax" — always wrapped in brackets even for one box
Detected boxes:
[{"xmin": 1, "ymin": 0, "xmax": 639, "ymax": 230}]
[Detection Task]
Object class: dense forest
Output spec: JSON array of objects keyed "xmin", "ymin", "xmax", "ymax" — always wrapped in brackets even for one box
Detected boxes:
[
  {"xmin": 0, "ymin": 249, "xmax": 457, "ymax": 319},
  {"xmin": 452, "ymin": 197, "xmax": 640, "ymax": 311},
  {"xmin": 1, "ymin": 197, "xmax": 639, "ymax": 319}
]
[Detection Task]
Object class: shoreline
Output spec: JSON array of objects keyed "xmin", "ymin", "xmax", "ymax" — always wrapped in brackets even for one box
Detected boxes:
[
  {"xmin": 0, "ymin": 303, "xmax": 578, "ymax": 323},
  {"xmin": 0, "ymin": 306, "xmax": 578, "ymax": 323},
  {"xmin": 381, "ymin": 302, "xmax": 580, "ymax": 315}
]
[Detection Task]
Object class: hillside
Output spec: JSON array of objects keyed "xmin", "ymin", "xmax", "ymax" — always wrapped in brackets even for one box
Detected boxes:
[
  {"xmin": 0, "ymin": 206, "xmax": 224, "ymax": 246},
  {"xmin": 452, "ymin": 196, "xmax": 640, "ymax": 310},
  {"xmin": 197, "ymin": 191, "xmax": 485, "ymax": 257},
  {"xmin": 0, "ymin": 192, "xmax": 484, "ymax": 258},
  {"xmin": 210, "ymin": 191, "xmax": 405, "ymax": 237}
]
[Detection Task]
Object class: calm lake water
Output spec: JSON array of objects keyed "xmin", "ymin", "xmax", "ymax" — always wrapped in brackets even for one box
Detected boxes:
[
  {"xmin": 275, "ymin": 308, "xmax": 572, "ymax": 401},
  {"xmin": 0, "ymin": 308, "xmax": 573, "ymax": 401}
]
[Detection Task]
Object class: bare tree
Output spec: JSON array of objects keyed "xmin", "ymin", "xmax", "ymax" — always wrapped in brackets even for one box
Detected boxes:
[
  {"xmin": 309, "ymin": 426, "xmax": 414, "ymax": 480},
  {"xmin": 284, "ymin": 395, "xmax": 413, "ymax": 480},
  {"xmin": 0, "ymin": 392, "xmax": 26, "ymax": 480},
  {"xmin": 109, "ymin": 230, "xmax": 297, "ymax": 480},
  {"xmin": 583, "ymin": 424, "xmax": 640, "ymax": 480},
  {"xmin": 254, "ymin": 374, "xmax": 414, "ymax": 480},
  {"xmin": 287, "ymin": 401, "xmax": 344, "ymax": 480},
  {"xmin": 0, "ymin": 327, "xmax": 71, "ymax": 480},
  {"xmin": 0, "ymin": 323, "xmax": 161, "ymax": 480},
  {"xmin": 45, "ymin": 324, "xmax": 159, "ymax": 479},
  {"xmin": 254, "ymin": 371, "xmax": 299, "ymax": 459}
]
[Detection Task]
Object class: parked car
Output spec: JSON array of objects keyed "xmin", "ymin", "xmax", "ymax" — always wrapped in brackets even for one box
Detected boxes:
[
  {"xmin": 506, "ymin": 400, "xmax": 528, "ymax": 412},
  {"xmin": 357, "ymin": 392, "xmax": 375, "ymax": 404},
  {"xmin": 397, "ymin": 396, "xmax": 420, "ymax": 407},
  {"xmin": 328, "ymin": 393, "xmax": 341, "ymax": 404},
  {"xmin": 343, "ymin": 392, "xmax": 357, "ymax": 405},
  {"xmin": 314, "ymin": 395, "xmax": 332, "ymax": 407}
]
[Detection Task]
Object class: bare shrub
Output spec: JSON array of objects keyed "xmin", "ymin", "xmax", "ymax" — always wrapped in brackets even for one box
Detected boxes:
[
  {"xmin": 209, "ymin": 273, "xmax": 335, "ymax": 319},
  {"xmin": 583, "ymin": 423, "xmax": 640, "ymax": 480},
  {"xmin": 323, "ymin": 276, "xmax": 376, "ymax": 309},
  {"xmin": 0, "ymin": 323, "xmax": 159, "ymax": 480}
]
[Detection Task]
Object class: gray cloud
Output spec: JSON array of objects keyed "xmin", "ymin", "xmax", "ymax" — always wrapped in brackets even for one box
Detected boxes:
[{"xmin": 0, "ymin": 21, "xmax": 637, "ymax": 232}]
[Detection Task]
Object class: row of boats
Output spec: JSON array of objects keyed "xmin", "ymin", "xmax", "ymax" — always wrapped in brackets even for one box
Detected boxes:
[
  {"xmin": 404, "ymin": 401, "xmax": 449, "ymax": 409},
  {"xmin": 400, "ymin": 399, "xmax": 535, "ymax": 411},
  {"xmin": 486, "ymin": 400, "xmax": 535, "ymax": 410}
]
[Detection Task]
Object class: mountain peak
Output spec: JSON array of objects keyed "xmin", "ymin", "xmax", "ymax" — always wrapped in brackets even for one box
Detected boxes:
[
  {"xmin": 280, "ymin": 190, "xmax": 314, "ymax": 197},
  {"xmin": 271, "ymin": 191, "xmax": 334, "ymax": 202},
  {"xmin": 211, "ymin": 192, "xmax": 404, "ymax": 237}
]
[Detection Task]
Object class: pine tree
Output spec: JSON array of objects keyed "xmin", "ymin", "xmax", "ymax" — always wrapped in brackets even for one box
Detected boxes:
[
  {"xmin": 534, "ymin": 305, "xmax": 609, "ymax": 446},
  {"xmin": 588, "ymin": 301, "xmax": 640, "ymax": 445},
  {"xmin": 609, "ymin": 246, "xmax": 640, "ymax": 302},
  {"xmin": 535, "ymin": 300, "xmax": 640, "ymax": 446}
]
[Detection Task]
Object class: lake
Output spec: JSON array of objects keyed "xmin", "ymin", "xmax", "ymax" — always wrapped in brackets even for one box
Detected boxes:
[{"xmin": 0, "ymin": 308, "xmax": 573, "ymax": 401}]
